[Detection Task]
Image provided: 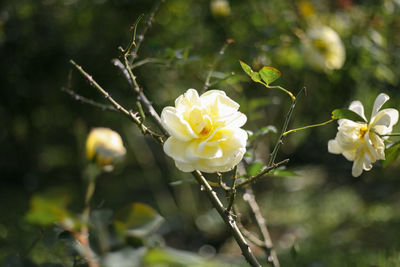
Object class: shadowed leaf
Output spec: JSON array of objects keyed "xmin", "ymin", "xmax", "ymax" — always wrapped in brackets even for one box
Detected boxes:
[{"xmin": 331, "ymin": 109, "xmax": 367, "ymax": 122}]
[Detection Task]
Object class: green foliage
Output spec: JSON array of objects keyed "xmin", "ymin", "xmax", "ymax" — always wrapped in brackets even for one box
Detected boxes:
[
  {"xmin": 383, "ymin": 143, "xmax": 400, "ymax": 168},
  {"xmin": 114, "ymin": 203, "xmax": 164, "ymax": 238},
  {"xmin": 331, "ymin": 109, "xmax": 367, "ymax": 122},
  {"xmin": 247, "ymin": 162, "xmax": 264, "ymax": 177},
  {"xmin": 259, "ymin": 66, "xmax": 281, "ymax": 85},
  {"xmin": 25, "ymin": 192, "xmax": 75, "ymax": 227},
  {"xmin": 239, "ymin": 60, "xmax": 262, "ymax": 83},
  {"xmin": 240, "ymin": 60, "xmax": 281, "ymax": 85}
]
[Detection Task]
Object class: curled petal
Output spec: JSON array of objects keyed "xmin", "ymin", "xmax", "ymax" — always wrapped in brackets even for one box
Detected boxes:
[
  {"xmin": 352, "ymin": 151, "xmax": 364, "ymax": 177},
  {"xmin": 161, "ymin": 107, "xmax": 198, "ymax": 141},
  {"xmin": 186, "ymin": 140, "xmax": 223, "ymax": 160},
  {"xmin": 163, "ymin": 137, "xmax": 191, "ymax": 163},
  {"xmin": 175, "ymin": 160, "xmax": 195, "ymax": 172},
  {"xmin": 201, "ymin": 90, "xmax": 240, "ymax": 117},
  {"xmin": 371, "ymin": 108, "xmax": 399, "ymax": 135},
  {"xmin": 371, "ymin": 93, "xmax": 389, "ymax": 118},
  {"xmin": 349, "ymin": 100, "xmax": 367, "ymax": 121},
  {"xmin": 220, "ymin": 112, "xmax": 247, "ymax": 128},
  {"xmin": 175, "ymin": 89, "xmax": 201, "ymax": 112},
  {"xmin": 328, "ymin": 139, "xmax": 341, "ymax": 154}
]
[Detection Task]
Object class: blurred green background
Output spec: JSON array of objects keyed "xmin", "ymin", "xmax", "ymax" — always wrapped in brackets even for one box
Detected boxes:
[{"xmin": 1, "ymin": 0, "xmax": 400, "ymax": 266}]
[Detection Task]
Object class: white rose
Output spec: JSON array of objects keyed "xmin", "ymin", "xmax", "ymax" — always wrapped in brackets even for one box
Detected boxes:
[
  {"xmin": 161, "ymin": 89, "xmax": 248, "ymax": 173},
  {"xmin": 328, "ymin": 93, "xmax": 399, "ymax": 177},
  {"xmin": 303, "ymin": 25, "xmax": 346, "ymax": 71}
]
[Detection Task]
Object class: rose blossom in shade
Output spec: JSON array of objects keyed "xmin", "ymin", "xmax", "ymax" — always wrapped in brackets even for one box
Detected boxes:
[
  {"xmin": 161, "ymin": 89, "xmax": 248, "ymax": 173},
  {"xmin": 86, "ymin": 127, "xmax": 126, "ymax": 166},
  {"xmin": 328, "ymin": 93, "xmax": 398, "ymax": 177}
]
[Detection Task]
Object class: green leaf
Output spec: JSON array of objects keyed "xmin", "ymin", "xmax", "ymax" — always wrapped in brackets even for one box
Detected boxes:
[
  {"xmin": 114, "ymin": 203, "xmax": 164, "ymax": 238},
  {"xmin": 383, "ymin": 143, "xmax": 400, "ymax": 168},
  {"xmin": 239, "ymin": 60, "xmax": 262, "ymax": 83},
  {"xmin": 239, "ymin": 60, "xmax": 252, "ymax": 76},
  {"xmin": 250, "ymin": 72, "xmax": 262, "ymax": 83},
  {"xmin": 247, "ymin": 162, "xmax": 264, "ymax": 177},
  {"xmin": 272, "ymin": 169, "xmax": 299, "ymax": 177},
  {"xmin": 331, "ymin": 109, "xmax": 366, "ymax": 122},
  {"xmin": 259, "ymin": 66, "xmax": 281, "ymax": 85},
  {"xmin": 25, "ymin": 192, "xmax": 72, "ymax": 226}
]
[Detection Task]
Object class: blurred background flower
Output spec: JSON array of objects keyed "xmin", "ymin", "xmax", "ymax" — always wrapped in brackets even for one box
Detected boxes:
[
  {"xmin": 303, "ymin": 25, "xmax": 346, "ymax": 71},
  {"xmin": 86, "ymin": 127, "xmax": 126, "ymax": 167}
]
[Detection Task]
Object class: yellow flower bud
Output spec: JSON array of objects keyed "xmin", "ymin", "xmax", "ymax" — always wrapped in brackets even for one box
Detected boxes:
[
  {"xmin": 210, "ymin": 0, "xmax": 231, "ymax": 18},
  {"xmin": 86, "ymin": 127, "xmax": 126, "ymax": 166}
]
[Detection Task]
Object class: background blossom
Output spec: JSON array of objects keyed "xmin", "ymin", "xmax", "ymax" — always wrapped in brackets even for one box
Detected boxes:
[
  {"xmin": 328, "ymin": 93, "xmax": 398, "ymax": 177},
  {"xmin": 303, "ymin": 25, "xmax": 346, "ymax": 71}
]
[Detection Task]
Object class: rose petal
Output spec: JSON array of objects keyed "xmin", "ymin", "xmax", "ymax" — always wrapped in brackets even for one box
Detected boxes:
[
  {"xmin": 352, "ymin": 151, "xmax": 364, "ymax": 177},
  {"xmin": 161, "ymin": 107, "xmax": 198, "ymax": 141},
  {"xmin": 371, "ymin": 108, "xmax": 399, "ymax": 135},
  {"xmin": 175, "ymin": 160, "xmax": 195, "ymax": 172},
  {"xmin": 163, "ymin": 137, "xmax": 191, "ymax": 163},
  {"xmin": 348, "ymin": 100, "xmax": 367, "ymax": 121},
  {"xmin": 371, "ymin": 93, "xmax": 389, "ymax": 118},
  {"xmin": 175, "ymin": 89, "xmax": 201, "ymax": 112},
  {"xmin": 328, "ymin": 139, "xmax": 341, "ymax": 154}
]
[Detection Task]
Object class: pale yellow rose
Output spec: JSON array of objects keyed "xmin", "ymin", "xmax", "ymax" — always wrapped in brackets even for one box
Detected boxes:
[
  {"xmin": 328, "ymin": 93, "xmax": 398, "ymax": 177},
  {"xmin": 303, "ymin": 25, "xmax": 346, "ymax": 71},
  {"xmin": 86, "ymin": 127, "xmax": 126, "ymax": 166},
  {"xmin": 161, "ymin": 89, "xmax": 247, "ymax": 173}
]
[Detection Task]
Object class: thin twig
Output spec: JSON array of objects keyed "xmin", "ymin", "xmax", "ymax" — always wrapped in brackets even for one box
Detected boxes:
[
  {"xmin": 111, "ymin": 58, "xmax": 168, "ymax": 136},
  {"xmin": 192, "ymin": 171, "xmax": 261, "ymax": 267},
  {"xmin": 70, "ymin": 60, "xmax": 164, "ymax": 144},
  {"xmin": 130, "ymin": 0, "xmax": 165, "ymax": 60},
  {"xmin": 203, "ymin": 39, "xmax": 234, "ymax": 92},
  {"xmin": 79, "ymin": 177, "xmax": 99, "ymax": 267},
  {"xmin": 283, "ymin": 119, "xmax": 334, "ymax": 136},
  {"xmin": 226, "ymin": 166, "xmax": 238, "ymax": 212},
  {"xmin": 237, "ymin": 159, "xmax": 289, "ymax": 188},
  {"xmin": 62, "ymin": 87, "xmax": 117, "ymax": 112},
  {"xmin": 131, "ymin": 57, "xmax": 167, "ymax": 69},
  {"xmin": 235, "ymin": 206, "xmax": 266, "ymax": 248},
  {"xmin": 244, "ymin": 188, "xmax": 280, "ymax": 267},
  {"xmin": 268, "ymin": 87, "xmax": 305, "ymax": 167}
]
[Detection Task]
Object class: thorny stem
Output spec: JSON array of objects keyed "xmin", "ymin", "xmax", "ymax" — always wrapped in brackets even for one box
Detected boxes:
[
  {"xmin": 226, "ymin": 166, "xmax": 238, "ymax": 212},
  {"xmin": 234, "ymin": 205, "xmax": 267, "ymax": 247},
  {"xmin": 268, "ymin": 87, "xmax": 305, "ymax": 167},
  {"xmin": 237, "ymin": 159, "xmax": 289, "ymax": 188},
  {"xmin": 244, "ymin": 188, "xmax": 280, "ymax": 267},
  {"xmin": 283, "ymin": 119, "xmax": 334, "ymax": 136},
  {"xmin": 203, "ymin": 39, "xmax": 234, "ymax": 92},
  {"xmin": 130, "ymin": 0, "xmax": 165, "ymax": 60},
  {"xmin": 62, "ymin": 87, "xmax": 117, "ymax": 112},
  {"xmin": 112, "ymin": 58, "xmax": 168, "ymax": 136},
  {"xmin": 69, "ymin": 60, "xmax": 164, "ymax": 144},
  {"xmin": 191, "ymin": 171, "xmax": 261, "ymax": 267}
]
